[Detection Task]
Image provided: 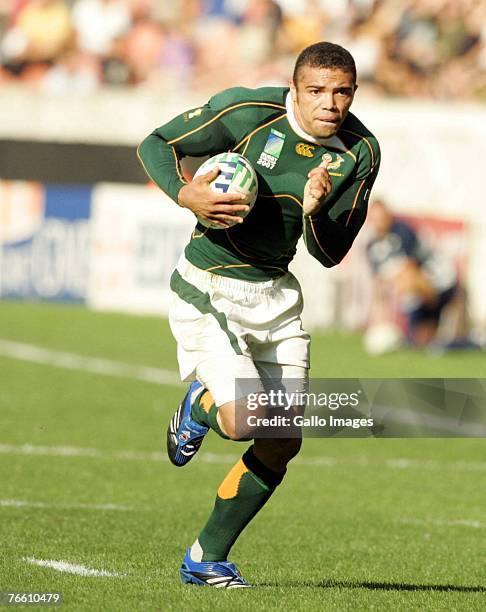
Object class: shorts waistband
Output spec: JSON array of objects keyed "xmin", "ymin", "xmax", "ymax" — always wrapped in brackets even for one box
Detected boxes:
[{"xmin": 176, "ymin": 255, "xmax": 288, "ymax": 295}]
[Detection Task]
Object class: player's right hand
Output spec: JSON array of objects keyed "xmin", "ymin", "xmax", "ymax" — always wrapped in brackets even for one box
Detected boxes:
[
  {"xmin": 177, "ymin": 166, "xmax": 250, "ymax": 228},
  {"xmin": 303, "ymin": 159, "xmax": 332, "ymax": 217}
]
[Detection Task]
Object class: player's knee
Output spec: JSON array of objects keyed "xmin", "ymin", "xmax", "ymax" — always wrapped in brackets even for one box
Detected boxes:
[{"xmin": 222, "ymin": 423, "xmax": 242, "ymax": 441}]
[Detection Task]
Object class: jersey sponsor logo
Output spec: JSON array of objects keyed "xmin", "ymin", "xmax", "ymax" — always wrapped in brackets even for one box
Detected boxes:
[
  {"xmin": 257, "ymin": 129, "xmax": 286, "ymax": 170},
  {"xmin": 295, "ymin": 142, "xmax": 315, "ymax": 157},
  {"xmin": 322, "ymin": 152, "xmax": 345, "ymax": 170},
  {"xmin": 184, "ymin": 108, "xmax": 203, "ymax": 121}
]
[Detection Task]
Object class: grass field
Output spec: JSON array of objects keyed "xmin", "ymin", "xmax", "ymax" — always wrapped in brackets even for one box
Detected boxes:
[{"xmin": 1, "ymin": 301, "xmax": 485, "ymax": 611}]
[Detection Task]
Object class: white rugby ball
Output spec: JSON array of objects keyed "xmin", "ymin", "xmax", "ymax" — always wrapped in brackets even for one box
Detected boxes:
[{"xmin": 193, "ymin": 152, "xmax": 258, "ymax": 229}]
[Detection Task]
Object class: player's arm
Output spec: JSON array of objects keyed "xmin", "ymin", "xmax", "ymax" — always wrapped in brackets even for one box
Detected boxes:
[
  {"xmin": 303, "ymin": 146, "xmax": 381, "ymax": 267},
  {"xmin": 137, "ymin": 98, "xmax": 249, "ymax": 227}
]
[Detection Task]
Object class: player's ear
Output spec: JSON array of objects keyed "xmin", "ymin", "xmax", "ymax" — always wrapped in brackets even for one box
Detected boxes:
[{"xmin": 289, "ymin": 80, "xmax": 297, "ymax": 103}]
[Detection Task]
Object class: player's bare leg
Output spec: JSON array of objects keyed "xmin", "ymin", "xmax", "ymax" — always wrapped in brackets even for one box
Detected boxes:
[{"xmin": 177, "ymin": 394, "xmax": 302, "ymax": 587}]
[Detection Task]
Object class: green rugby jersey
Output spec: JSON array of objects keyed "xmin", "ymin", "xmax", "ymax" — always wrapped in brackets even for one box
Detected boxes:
[{"xmin": 138, "ymin": 86, "xmax": 380, "ymax": 281}]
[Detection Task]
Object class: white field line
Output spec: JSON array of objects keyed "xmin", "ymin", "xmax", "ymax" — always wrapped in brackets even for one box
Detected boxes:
[
  {"xmin": 0, "ymin": 499, "xmax": 136, "ymax": 512},
  {"xmin": 370, "ymin": 404, "xmax": 486, "ymax": 437},
  {"xmin": 0, "ymin": 339, "xmax": 183, "ymax": 387},
  {"xmin": 2, "ymin": 442, "xmax": 486, "ymax": 473},
  {"xmin": 24, "ymin": 557, "xmax": 124, "ymax": 577},
  {"xmin": 398, "ymin": 517, "xmax": 486, "ymax": 529},
  {"xmin": 1, "ymin": 339, "xmax": 484, "ymax": 433}
]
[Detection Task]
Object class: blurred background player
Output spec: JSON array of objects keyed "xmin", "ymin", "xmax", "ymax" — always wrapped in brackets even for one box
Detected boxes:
[{"xmin": 365, "ymin": 198, "xmax": 476, "ymax": 350}]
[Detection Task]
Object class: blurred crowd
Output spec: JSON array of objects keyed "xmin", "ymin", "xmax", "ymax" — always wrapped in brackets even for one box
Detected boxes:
[{"xmin": 0, "ymin": 0, "xmax": 485, "ymax": 100}]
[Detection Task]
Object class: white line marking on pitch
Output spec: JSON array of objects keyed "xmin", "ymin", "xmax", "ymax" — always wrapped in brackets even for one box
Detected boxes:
[
  {"xmin": 24, "ymin": 557, "xmax": 124, "ymax": 577},
  {"xmin": 2, "ymin": 442, "xmax": 486, "ymax": 472},
  {"xmin": 0, "ymin": 499, "xmax": 136, "ymax": 512},
  {"xmin": 0, "ymin": 339, "xmax": 183, "ymax": 387},
  {"xmin": 398, "ymin": 518, "xmax": 485, "ymax": 529},
  {"xmin": 1, "ymin": 339, "xmax": 482, "ymax": 432}
]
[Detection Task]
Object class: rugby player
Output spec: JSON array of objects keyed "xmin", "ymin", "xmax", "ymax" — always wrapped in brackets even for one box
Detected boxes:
[
  {"xmin": 366, "ymin": 199, "xmax": 459, "ymax": 347},
  {"xmin": 138, "ymin": 42, "xmax": 380, "ymax": 588}
]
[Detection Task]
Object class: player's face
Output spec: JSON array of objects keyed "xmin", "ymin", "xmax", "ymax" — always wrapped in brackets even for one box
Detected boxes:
[{"xmin": 290, "ymin": 65, "xmax": 357, "ymax": 138}]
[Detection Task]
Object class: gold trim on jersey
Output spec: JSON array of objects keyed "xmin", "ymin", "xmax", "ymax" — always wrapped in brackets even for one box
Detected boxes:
[
  {"xmin": 223, "ymin": 231, "xmax": 288, "ymax": 275},
  {"xmin": 204, "ymin": 264, "xmax": 287, "ymax": 274},
  {"xmin": 171, "ymin": 146, "xmax": 187, "ymax": 184},
  {"xmin": 136, "ymin": 145, "xmax": 156, "ymax": 184},
  {"xmin": 136, "ymin": 145, "xmax": 174, "ymax": 200},
  {"xmin": 167, "ymin": 101, "xmax": 286, "ymax": 146},
  {"xmin": 204, "ymin": 263, "xmax": 253, "ymax": 272},
  {"xmin": 345, "ymin": 179, "xmax": 366, "ymax": 227},
  {"xmin": 225, "ymin": 230, "xmax": 255, "ymax": 259},
  {"xmin": 340, "ymin": 129, "xmax": 376, "ymax": 168},
  {"xmin": 192, "ymin": 226, "xmax": 209, "ymax": 239},
  {"xmin": 307, "ymin": 216, "xmax": 338, "ymax": 265},
  {"xmin": 232, "ymin": 113, "xmax": 287, "ymax": 156},
  {"xmin": 260, "ymin": 193, "xmax": 303, "ymax": 208}
]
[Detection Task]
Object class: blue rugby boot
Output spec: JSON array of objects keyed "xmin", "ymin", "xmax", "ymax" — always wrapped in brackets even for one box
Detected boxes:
[
  {"xmin": 180, "ymin": 548, "xmax": 251, "ymax": 588},
  {"xmin": 167, "ymin": 381, "xmax": 208, "ymax": 467}
]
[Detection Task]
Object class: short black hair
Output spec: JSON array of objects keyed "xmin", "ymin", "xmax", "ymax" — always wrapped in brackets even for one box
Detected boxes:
[{"xmin": 293, "ymin": 42, "xmax": 357, "ymax": 84}]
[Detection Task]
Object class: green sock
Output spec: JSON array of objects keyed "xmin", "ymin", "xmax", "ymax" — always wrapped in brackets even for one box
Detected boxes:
[
  {"xmin": 193, "ymin": 446, "xmax": 286, "ymax": 562},
  {"xmin": 190, "ymin": 388, "xmax": 228, "ymax": 439}
]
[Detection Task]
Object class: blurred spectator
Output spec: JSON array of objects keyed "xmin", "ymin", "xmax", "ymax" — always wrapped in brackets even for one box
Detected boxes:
[
  {"xmin": 365, "ymin": 199, "xmax": 476, "ymax": 350},
  {"xmin": 0, "ymin": 0, "xmax": 485, "ymax": 99},
  {"xmin": 192, "ymin": 17, "xmax": 239, "ymax": 91},
  {"xmin": 43, "ymin": 48, "xmax": 101, "ymax": 93},
  {"xmin": 71, "ymin": 0, "xmax": 131, "ymax": 56},
  {"xmin": 238, "ymin": 0, "xmax": 282, "ymax": 64},
  {"xmin": 122, "ymin": 17, "xmax": 164, "ymax": 85},
  {"xmin": 1, "ymin": 0, "xmax": 72, "ymax": 70},
  {"xmin": 1, "ymin": 1, "xmax": 30, "ymax": 27},
  {"xmin": 372, "ymin": 0, "xmax": 486, "ymax": 98},
  {"xmin": 203, "ymin": 0, "xmax": 239, "ymax": 21},
  {"xmin": 276, "ymin": 0, "xmax": 324, "ymax": 54}
]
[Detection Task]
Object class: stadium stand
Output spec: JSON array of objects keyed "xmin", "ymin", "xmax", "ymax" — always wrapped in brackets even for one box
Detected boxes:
[{"xmin": 0, "ymin": 0, "xmax": 485, "ymax": 99}]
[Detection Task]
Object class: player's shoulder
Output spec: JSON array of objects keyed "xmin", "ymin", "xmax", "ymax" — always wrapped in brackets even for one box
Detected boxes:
[
  {"xmin": 209, "ymin": 86, "xmax": 287, "ymax": 112},
  {"xmin": 339, "ymin": 111, "xmax": 381, "ymax": 163}
]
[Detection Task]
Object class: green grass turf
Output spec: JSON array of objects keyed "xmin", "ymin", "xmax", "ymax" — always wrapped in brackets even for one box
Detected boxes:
[
  {"xmin": 0, "ymin": 302, "xmax": 485, "ymax": 611},
  {"xmin": 0, "ymin": 300, "xmax": 484, "ymax": 377}
]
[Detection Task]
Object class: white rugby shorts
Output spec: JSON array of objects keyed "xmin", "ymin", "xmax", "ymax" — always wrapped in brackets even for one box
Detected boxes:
[{"xmin": 169, "ymin": 255, "xmax": 310, "ymax": 406}]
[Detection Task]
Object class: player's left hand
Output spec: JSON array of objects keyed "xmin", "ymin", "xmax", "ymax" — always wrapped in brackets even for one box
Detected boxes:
[{"xmin": 303, "ymin": 160, "xmax": 332, "ymax": 217}]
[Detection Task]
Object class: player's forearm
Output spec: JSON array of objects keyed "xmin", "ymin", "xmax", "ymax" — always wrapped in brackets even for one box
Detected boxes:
[
  {"xmin": 303, "ymin": 214, "xmax": 359, "ymax": 267},
  {"xmin": 137, "ymin": 133, "xmax": 186, "ymax": 203},
  {"xmin": 304, "ymin": 156, "xmax": 380, "ymax": 267},
  {"xmin": 303, "ymin": 174, "xmax": 374, "ymax": 267}
]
